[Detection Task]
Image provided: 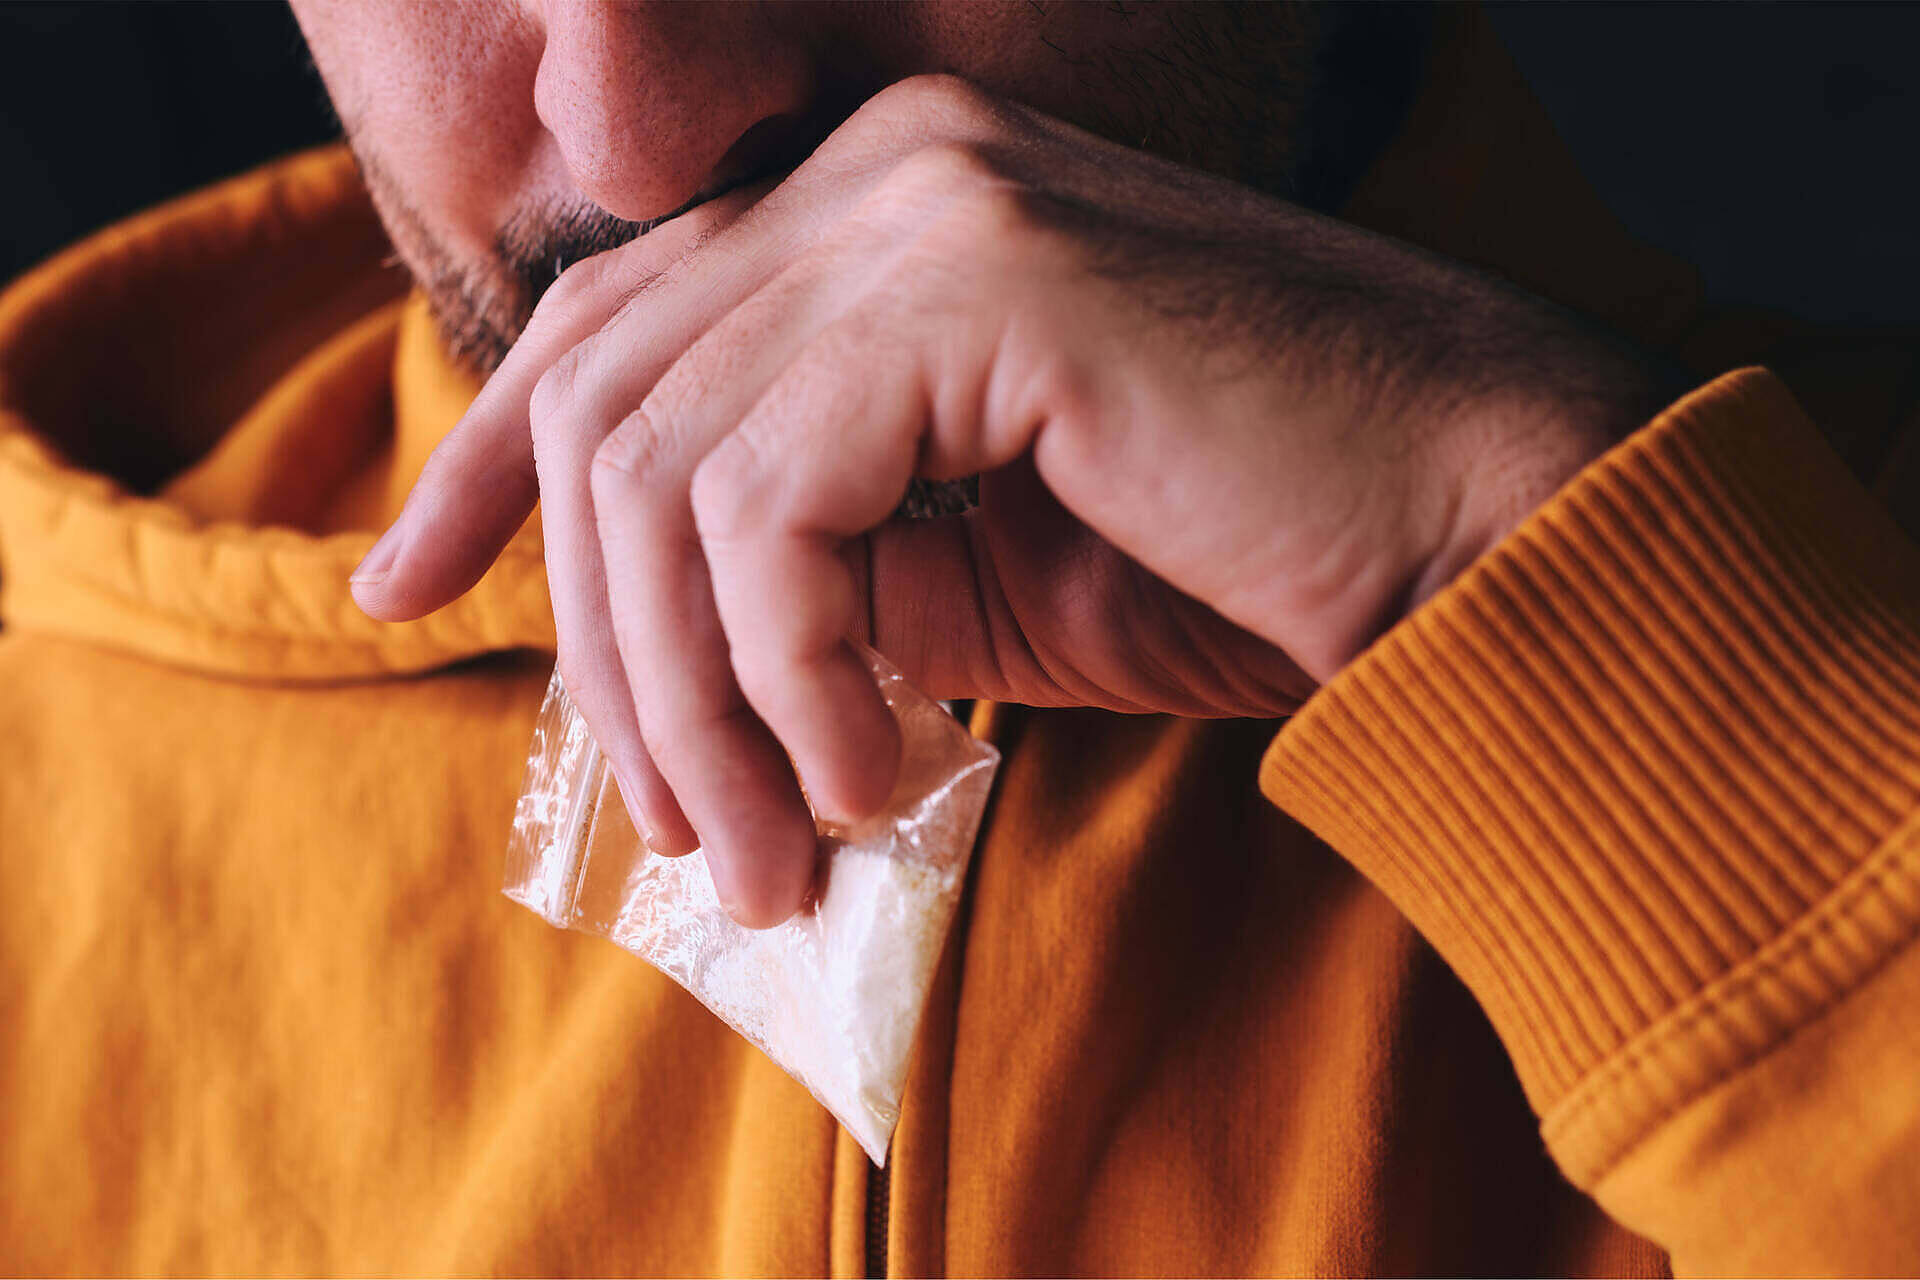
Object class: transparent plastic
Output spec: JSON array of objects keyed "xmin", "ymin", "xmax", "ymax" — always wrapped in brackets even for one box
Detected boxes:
[{"xmin": 504, "ymin": 646, "xmax": 1000, "ymax": 1165}]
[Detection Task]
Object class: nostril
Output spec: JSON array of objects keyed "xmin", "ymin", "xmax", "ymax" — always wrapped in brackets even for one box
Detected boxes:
[
  {"xmin": 708, "ymin": 112, "xmax": 812, "ymax": 196},
  {"xmin": 690, "ymin": 106, "xmax": 841, "ymax": 213},
  {"xmin": 702, "ymin": 71, "xmax": 876, "ymax": 207},
  {"xmin": 721, "ymin": 113, "xmax": 797, "ymax": 177}
]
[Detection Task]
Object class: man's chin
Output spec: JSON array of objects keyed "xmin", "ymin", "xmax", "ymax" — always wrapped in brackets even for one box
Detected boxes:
[{"xmin": 422, "ymin": 267, "xmax": 526, "ymax": 377}]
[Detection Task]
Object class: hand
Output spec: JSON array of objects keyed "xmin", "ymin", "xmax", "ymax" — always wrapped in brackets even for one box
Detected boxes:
[{"xmin": 351, "ymin": 75, "xmax": 1670, "ymax": 927}]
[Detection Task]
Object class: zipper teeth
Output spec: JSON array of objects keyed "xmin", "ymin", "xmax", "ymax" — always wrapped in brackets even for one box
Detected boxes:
[
  {"xmin": 864, "ymin": 1158, "xmax": 890, "ymax": 1279},
  {"xmin": 861, "ymin": 696, "xmax": 979, "ymax": 1278}
]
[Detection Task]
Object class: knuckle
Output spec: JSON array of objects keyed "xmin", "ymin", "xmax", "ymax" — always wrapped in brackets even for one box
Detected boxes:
[
  {"xmin": 688, "ymin": 435, "xmax": 765, "ymax": 542},
  {"xmin": 531, "ymin": 243, "xmax": 665, "ymax": 343},
  {"xmin": 876, "ymin": 140, "xmax": 1004, "ymax": 211},
  {"xmin": 864, "ymin": 141, "xmax": 1021, "ymax": 230},
  {"xmin": 947, "ymin": 177, "xmax": 1043, "ymax": 256},
  {"xmin": 529, "ymin": 251, "xmax": 619, "ymax": 333},
  {"xmin": 565, "ymin": 238, "xmax": 649, "ymax": 296},
  {"xmin": 1028, "ymin": 348, "xmax": 1100, "ymax": 437},
  {"xmin": 590, "ymin": 406, "xmax": 674, "ymax": 491},
  {"xmin": 730, "ymin": 593, "xmax": 851, "ymax": 712},
  {"xmin": 532, "ymin": 261, "xmax": 593, "ymax": 322},
  {"xmin": 728, "ymin": 649, "xmax": 793, "ymax": 723},
  {"xmin": 642, "ymin": 699, "xmax": 745, "ymax": 785},
  {"xmin": 829, "ymin": 75, "xmax": 1005, "ymax": 168},
  {"xmin": 867, "ymin": 73, "xmax": 996, "ymax": 130},
  {"xmin": 863, "ymin": 144, "xmax": 1045, "ymax": 260},
  {"xmin": 641, "ymin": 718, "xmax": 701, "ymax": 787},
  {"xmin": 528, "ymin": 345, "xmax": 588, "ymax": 433},
  {"xmin": 725, "ymin": 629, "xmax": 778, "ymax": 688},
  {"xmin": 638, "ymin": 353, "xmax": 719, "ymax": 433}
]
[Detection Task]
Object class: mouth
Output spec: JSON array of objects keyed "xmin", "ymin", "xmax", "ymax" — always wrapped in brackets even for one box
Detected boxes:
[{"xmin": 541, "ymin": 106, "xmax": 846, "ymax": 290}]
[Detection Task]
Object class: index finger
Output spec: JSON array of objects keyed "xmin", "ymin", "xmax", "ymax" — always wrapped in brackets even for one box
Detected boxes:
[
  {"xmin": 353, "ymin": 82, "xmax": 1009, "ymax": 623},
  {"xmin": 349, "ymin": 193, "xmax": 749, "ymax": 622}
]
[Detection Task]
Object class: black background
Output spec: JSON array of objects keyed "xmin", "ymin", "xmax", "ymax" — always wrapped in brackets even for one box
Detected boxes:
[
  {"xmin": 1, "ymin": 1, "xmax": 1916, "ymax": 329},
  {"xmin": 0, "ymin": 2, "xmax": 337, "ymax": 281}
]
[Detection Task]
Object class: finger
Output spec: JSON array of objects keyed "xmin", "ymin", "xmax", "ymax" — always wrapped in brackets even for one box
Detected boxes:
[
  {"xmin": 859, "ymin": 504, "xmax": 1093, "ymax": 708},
  {"xmin": 524, "ymin": 257, "xmax": 757, "ymax": 858},
  {"xmin": 536, "ymin": 376, "xmax": 698, "ymax": 852},
  {"xmin": 691, "ymin": 290, "xmax": 1047, "ymax": 829},
  {"xmin": 871, "ymin": 467, "xmax": 1285, "ymax": 715},
  {"xmin": 355, "ymin": 83, "xmax": 1021, "ymax": 624},
  {"xmin": 590, "ymin": 243, "xmax": 889, "ymax": 928},
  {"xmin": 692, "ymin": 332, "xmax": 911, "ymax": 825},
  {"xmin": 525, "ymin": 179, "xmax": 833, "ymax": 855},
  {"xmin": 352, "ymin": 189, "xmax": 755, "ymax": 622}
]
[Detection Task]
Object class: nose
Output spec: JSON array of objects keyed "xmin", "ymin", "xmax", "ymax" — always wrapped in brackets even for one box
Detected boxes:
[{"xmin": 534, "ymin": 0, "xmax": 815, "ymax": 223}]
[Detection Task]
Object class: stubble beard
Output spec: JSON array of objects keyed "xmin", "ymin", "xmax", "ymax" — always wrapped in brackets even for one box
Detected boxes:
[{"xmin": 367, "ymin": 4, "xmax": 1426, "ymax": 381}]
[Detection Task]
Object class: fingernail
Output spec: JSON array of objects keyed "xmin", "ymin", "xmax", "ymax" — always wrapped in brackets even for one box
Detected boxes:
[
  {"xmin": 613, "ymin": 770, "xmax": 668, "ymax": 855},
  {"xmin": 350, "ymin": 518, "xmax": 406, "ymax": 586}
]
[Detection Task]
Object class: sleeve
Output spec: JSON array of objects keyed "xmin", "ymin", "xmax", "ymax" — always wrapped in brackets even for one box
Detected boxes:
[{"xmin": 1260, "ymin": 366, "xmax": 1920, "ymax": 1276}]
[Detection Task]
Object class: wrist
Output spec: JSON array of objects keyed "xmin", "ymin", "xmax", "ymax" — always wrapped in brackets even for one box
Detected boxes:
[{"xmin": 1386, "ymin": 343, "xmax": 1688, "ymax": 658}]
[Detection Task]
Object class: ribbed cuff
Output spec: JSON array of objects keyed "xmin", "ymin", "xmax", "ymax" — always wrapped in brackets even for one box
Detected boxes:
[{"xmin": 1261, "ymin": 367, "xmax": 1920, "ymax": 1181}]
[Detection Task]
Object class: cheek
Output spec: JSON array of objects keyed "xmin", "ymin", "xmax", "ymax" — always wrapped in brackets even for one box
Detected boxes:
[
  {"xmin": 855, "ymin": 0, "xmax": 1139, "ymax": 137},
  {"xmin": 309, "ymin": 0, "xmax": 556, "ymax": 266}
]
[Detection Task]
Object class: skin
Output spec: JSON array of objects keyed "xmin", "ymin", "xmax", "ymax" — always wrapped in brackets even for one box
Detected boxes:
[{"xmin": 294, "ymin": 0, "xmax": 1673, "ymax": 928}]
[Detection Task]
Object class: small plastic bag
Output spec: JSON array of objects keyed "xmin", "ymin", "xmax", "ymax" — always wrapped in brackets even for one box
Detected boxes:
[{"xmin": 503, "ymin": 645, "xmax": 999, "ymax": 1165}]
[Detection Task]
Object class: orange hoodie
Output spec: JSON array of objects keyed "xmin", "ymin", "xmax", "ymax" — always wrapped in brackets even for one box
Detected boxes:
[{"xmin": 4, "ymin": 10, "xmax": 1919, "ymax": 1276}]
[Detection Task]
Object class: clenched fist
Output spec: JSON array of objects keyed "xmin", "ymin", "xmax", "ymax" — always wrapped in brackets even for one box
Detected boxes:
[{"xmin": 351, "ymin": 75, "xmax": 1671, "ymax": 927}]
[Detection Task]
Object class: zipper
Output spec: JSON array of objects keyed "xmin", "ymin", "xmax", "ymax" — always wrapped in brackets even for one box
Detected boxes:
[
  {"xmin": 864, "ymin": 1156, "xmax": 891, "ymax": 1279},
  {"xmin": 864, "ymin": 696, "xmax": 977, "ymax": 1279}
]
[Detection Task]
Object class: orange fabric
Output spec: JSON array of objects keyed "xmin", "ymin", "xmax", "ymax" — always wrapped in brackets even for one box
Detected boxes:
[
  {"xmin": 0, "ymin": 152, "xmax": 550, "ymax": 681},
  {"xmin": 1594, "ymin": 904, "xmax": 1920, "ymax": 1275},
  {"xmin": 3, "ymin": 7, "xmax": 1917, "ymax": 1277},
  {"xmin": 1264, "ymin": 369, "xmax": 1920, "ymax": 1274}
]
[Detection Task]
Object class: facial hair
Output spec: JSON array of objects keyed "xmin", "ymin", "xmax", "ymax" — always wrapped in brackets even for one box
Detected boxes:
[
  {"xmin": 419, "ymin": 202, "xmax": 646, "ymax": 376},
  {"xmin": 377, "ymin": 3, "xmax": 1428, "ymax": 378}
]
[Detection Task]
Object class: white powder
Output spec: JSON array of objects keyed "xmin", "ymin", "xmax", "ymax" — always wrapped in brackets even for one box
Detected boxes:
[{"xmin": 505, "ymin": 648, "xmax": 999, "ymax": 1165}]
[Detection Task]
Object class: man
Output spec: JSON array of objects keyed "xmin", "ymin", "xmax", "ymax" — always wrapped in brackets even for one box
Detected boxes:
[{"xmin": 2, "ymin": 2, "xmax": 1916, "ymax": 1274}]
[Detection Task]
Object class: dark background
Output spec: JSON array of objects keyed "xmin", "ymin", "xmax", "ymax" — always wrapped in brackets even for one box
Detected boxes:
[
  {"xmin": 0, "ymin": 2, "xmax": 337, "ymax": 280},
  {"xmin": 2, "ymin": 1, "xmax": 1916, "ymax": 329}
]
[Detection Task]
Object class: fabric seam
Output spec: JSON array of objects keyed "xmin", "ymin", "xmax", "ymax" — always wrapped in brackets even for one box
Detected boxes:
[{"xmin": 1545, "ymin": 809, "xmax": 1920, "ymax": 1184}]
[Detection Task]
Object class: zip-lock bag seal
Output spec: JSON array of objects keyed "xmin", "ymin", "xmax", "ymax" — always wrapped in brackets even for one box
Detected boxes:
[{"xmin": 504, "ymin": 645, "xmax": 1000, "ymax": 1164}]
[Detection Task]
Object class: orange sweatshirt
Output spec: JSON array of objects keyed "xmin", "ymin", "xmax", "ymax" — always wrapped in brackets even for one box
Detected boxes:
[{"xmin": 4, "ymin": 10, "xmax": 1918, "ymax": 1276}]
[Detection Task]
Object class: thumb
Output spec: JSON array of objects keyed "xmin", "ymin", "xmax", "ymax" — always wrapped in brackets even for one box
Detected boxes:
[
  {"xmin": 352, "ymin": 183, "xmax": 769, "ymax": 623},
  {"xmin": 860, "ymin": 510, "xmax": 1048, "ymax": 705},
  {"xmin": 863, "ymin": 463, "xmax": 1316, "ymax": 717},
  {"xmin": 860, "ymin": 467, "xmax": 1154, "ymax": 712}
]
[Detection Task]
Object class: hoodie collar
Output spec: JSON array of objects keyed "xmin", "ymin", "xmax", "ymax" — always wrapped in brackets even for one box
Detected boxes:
[{"xmin": 0, "ymin": 148, "xmax": 553, "ymax": 679}]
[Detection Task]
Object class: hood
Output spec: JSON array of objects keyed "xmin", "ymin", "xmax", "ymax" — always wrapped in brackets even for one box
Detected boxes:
[{"xmin": 0, "ymin": 148, "xmax": 554, "ymax": 679}]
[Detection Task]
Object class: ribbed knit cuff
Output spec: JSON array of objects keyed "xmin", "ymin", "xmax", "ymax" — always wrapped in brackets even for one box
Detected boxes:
[{"xmin": 1261, "ymin": 367, "xmax": 1920, "ymax": 1183}]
